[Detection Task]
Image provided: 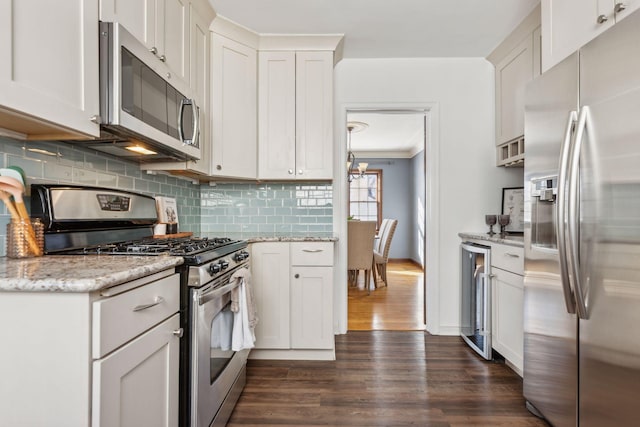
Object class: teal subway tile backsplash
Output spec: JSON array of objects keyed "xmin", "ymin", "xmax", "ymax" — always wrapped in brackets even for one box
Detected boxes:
[
  {"xmin": 0, "ymin": 137, "xmax": 201, "ymax": 256},
  {"xmin": 201, "ymin": 182, "xmax": 333, "ymax": 239}
]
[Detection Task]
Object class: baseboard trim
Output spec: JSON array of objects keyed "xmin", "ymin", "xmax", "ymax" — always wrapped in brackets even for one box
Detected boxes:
[{"xmin": 249, "ymin": 348, "xmax": 336, "ymax": 361}]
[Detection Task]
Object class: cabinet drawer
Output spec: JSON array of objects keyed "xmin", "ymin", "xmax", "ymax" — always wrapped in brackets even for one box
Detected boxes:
[
  {"xmin": 93, "ymin": 273, "xmax": 180, "ymax": 358},
  {"xmin": 491, "ymin": 244, "xmax": 524, "ymax": 275},
  {"xmin": 290, "ymin": 242, "xmax": 333, "ymax": 266}
]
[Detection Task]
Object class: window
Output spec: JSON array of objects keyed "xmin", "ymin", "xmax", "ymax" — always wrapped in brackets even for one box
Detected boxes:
[{"xmin": 348, "ymin": 170, "xmax": 382, "ymax": 229}]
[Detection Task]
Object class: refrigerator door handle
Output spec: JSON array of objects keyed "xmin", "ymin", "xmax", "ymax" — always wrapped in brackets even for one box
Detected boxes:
[
  {"xmin": 556, "ymin": 110, "xmax": 578, "ymax": 314},
  {"xmin": 568, "ymin": 106, "xmax": 590, "ymax": 319}
]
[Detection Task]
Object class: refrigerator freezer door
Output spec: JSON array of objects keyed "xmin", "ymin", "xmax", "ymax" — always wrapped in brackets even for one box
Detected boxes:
[
  {"xmin": 523, "ymin": 52, "xmax": 579, "ymax": 427},
  {"xmin": 578, "ymin": 10, "xmax": 640, "ymax": 426}
]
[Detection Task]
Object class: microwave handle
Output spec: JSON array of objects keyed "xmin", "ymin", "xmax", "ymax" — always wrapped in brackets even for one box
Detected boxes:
[{"xmin": 178, "ymin": 98, "xmax": 199, "ymax": 147}]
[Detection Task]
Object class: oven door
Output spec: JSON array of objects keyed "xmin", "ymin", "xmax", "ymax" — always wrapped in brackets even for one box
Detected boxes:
[{"xmin": 190, "ymin": 268, "xmax": 250, "ymax": 427}]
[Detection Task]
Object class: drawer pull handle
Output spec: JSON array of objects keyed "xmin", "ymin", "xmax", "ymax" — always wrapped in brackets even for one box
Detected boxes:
[
  {"xmin": 133, "ymin": 296, "xmax": 164, "ymax": 312},
  {"xmin": 505, "ymin": 253, "xmax": 520, "ymax": 258},
  {"xmin": 172, "ymin": 328, "xmax": 184, "ymax": 338},
  {"xmin": 302, "ymin": 249, "xmax": 323, "ymax": 253}
]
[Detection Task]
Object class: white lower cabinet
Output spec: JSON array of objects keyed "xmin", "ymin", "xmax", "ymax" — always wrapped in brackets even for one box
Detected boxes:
[
  {"xmin": 93, "ymin": 314, "xmax": 180, "ymax": 427},
  {"xmin": 491, "ymin": 266, "xmax": 524, "ymax": 374},
  {"xmin": 250, "ymin": 241, "xmax": 335, "ymax": 359},
  {"xmin": 290, "ymin": 265, "xmax": 333, "ymax": 349},
  {"xmin": 0, "ymin": 269, "xmax": 180, "ymax": 427}
]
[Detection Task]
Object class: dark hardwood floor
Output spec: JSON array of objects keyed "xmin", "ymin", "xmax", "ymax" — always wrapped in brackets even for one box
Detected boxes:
[{"xmin": 228, "ymin": 331, "xmax": 549, "ymax": 426}]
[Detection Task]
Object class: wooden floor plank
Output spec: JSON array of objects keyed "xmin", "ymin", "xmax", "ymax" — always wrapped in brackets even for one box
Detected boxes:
[{"xmin": 228, "ymin": 331, "xmax": 549, "ymax": 426}]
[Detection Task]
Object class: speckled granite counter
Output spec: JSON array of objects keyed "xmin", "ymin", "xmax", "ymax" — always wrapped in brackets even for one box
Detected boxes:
[
  {"xmin": 247, "ymin": 236, "xmax": 338, "ymax": 243},
  {"xmin": 458, "ymin": 232, "xmax": 524, "ymax": 248},
  {"xmin": 0, "ymin": 255, "xmax": 183, "ymax": 293},
  {"xmin": 199, "ymin": 232, "xmax": 338, "ymax": 243}
]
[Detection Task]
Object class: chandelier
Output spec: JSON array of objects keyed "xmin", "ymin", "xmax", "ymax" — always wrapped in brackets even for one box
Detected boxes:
[{"xmin": 346, "ymin": 121, "xmax": 368, "ymax": 182}]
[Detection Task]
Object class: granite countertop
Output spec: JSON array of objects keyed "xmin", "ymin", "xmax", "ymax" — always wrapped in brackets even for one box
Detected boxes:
[
  {"xmin": 247, "ymin": 235, "xmax": 338, "ymax": 243},
  {"xmin": 0, "ymin": 255, "xmax": 183, "ymax": 293},
  {"xmin": 458, "ymin": 231, "xmax": 524, "ymax": 248},
  {"xmin": 199, "ymin": 232, "xmax": 338, "ymax": 243}
]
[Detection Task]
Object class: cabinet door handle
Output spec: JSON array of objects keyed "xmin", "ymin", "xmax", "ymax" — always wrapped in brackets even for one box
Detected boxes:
[
  {"xmin": 133, "ymin": 296, "xmax": 164, "ymax": 312},
  {"xmin": 615, "ymin": 2, "xmax": 627, "ymax": 13},
  {"xmin": 302, "ymin": 249, "xmax": 323, "ymax": 253},
  {"xmin": 294, "ymin": 274, "xmax": 300, "ymax": 279},
  {"xmin": 288, "ymin": 169, "xmax": 294, "ymax": 175},
  {"xmin": 172, "ymin": 328, "xmax": 184, "ymax": 338},
  {"xmin": 149, "ymin": 46, "xmax": 158, "ymax": 55},
  {"xmin": 504, "ymin": 253, "xmax": 520, "ymax": 258},
  {"xmin": 159, "ymin": 55, "xmax": 166, "ymax": 62},
  {"xmin": 597, "ymin": 14, "xmax": 609, "ymax": 23},
  {"xmin": 298, "ymin": 169, "xmax": 303, "ymax": 175}
]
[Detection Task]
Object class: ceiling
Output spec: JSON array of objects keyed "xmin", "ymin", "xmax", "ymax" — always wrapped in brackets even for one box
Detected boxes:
[
  {"xmin": 347, "ymin": 112, "xmax": 425, "ymax": 158},
  {"xmin": 208, "ymin": 0, "xmax": 539, "ymax": 154},
  {"xmin": 208, "ymin": 0, "xmax": 540, "ymax": 59}
]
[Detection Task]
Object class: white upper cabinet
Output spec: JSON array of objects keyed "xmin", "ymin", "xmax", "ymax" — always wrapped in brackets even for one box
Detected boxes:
[
  {"xmin": 184, "ymin": 2, "xmax": 213, "ymax": 175},
  {"xmin": 488, "ymin": 5, "xmax": 540, "ymax": 166},
  {"xmin": 0, "ymin": 0, "xmax": 100, "ymax": 139},
  {"xmin": 542, "ymin": 0, "xmax": 640, "ymax": 72},
  {"xmin": 210, "ymin": 34, "xmax": 258, "ymax": 179},
  {"xmin": 100, "ymin": 0, "xmax": 189, "ymax": 83},
  {"xmin": 295, "ymin": 51, "xmax": 334, "ymax": 180},
  {"xmin": 495, "ymin": 35, "xmax": 533, "ymax": 146},
  {"xmin": 258, "ymin": 50, "xmax": 333, "ymax": 180}
]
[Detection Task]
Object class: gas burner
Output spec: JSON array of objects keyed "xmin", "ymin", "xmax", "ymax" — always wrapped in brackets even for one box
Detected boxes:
[{"xmin": 67, "ymin": 236, "xmax": 239, "ymax": 257}]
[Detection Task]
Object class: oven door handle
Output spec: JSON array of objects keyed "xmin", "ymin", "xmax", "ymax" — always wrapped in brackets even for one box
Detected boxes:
[{"xmin": 198, "ymin": 279, "xmax": 241, "ymax": 306}]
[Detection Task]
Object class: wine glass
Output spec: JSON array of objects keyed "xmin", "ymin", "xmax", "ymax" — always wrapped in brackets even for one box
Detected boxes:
[
  {"xmin": 498, "ymin": 214, "xmax": 511, "ymax": 236},
  {"xmin": 485, "ymin": 215, "xmax": 497, "ymax": 235}
]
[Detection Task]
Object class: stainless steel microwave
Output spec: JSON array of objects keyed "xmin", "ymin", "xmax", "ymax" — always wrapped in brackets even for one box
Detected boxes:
[{"xmin": 84, "ymin": 21, "xmax": 201, "ymax": 162}]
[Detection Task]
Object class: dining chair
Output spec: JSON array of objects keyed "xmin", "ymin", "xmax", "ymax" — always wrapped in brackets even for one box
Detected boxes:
[
  {"xmin": 347, "ymin": 220, "xmax": 377, "ymax": 294},
  {"xmin": 373, "ymin": 219, "xmax": 398, "ymax": 288}
]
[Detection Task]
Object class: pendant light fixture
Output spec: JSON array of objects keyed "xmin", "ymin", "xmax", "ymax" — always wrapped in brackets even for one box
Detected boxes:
[{"xmin": 346, "ymin": 121, "xmax": 369, "ymax": 182}]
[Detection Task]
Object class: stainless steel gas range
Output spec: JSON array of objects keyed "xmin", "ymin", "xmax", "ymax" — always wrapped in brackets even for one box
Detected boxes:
[{"xmin": 31, "ymin": 184, "xmax": 251, "ymax": 427}]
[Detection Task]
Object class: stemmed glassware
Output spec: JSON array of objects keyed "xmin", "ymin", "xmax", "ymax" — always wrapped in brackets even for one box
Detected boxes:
[
  {"xmin": 485, "ymin": 215, "xmax": 497, "ymax": 235},
  {"xmin": 498, "ymin": 214, "xmax": 511, "ymax": 236}
]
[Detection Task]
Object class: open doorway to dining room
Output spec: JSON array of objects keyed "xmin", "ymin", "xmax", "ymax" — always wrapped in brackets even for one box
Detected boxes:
[{"xmin": 345, "ymin": 110, "xmax": 427, "ymax": 331}]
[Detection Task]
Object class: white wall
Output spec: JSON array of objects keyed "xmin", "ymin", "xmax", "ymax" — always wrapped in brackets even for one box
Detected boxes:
[{"xmin": 333, "ymin": 58, "xmax": 522, "ymax": 335}]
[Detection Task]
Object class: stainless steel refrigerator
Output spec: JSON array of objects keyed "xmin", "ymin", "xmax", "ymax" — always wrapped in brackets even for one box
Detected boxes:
[{"xmin": 524, "ymin": 8, "xmax": 640, "ymax": 427}]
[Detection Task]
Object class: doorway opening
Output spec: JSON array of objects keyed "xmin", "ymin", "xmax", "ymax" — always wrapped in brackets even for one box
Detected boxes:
[{"xmin": 345, "ymin": 110, "xmax": 427, "ymax": 331}]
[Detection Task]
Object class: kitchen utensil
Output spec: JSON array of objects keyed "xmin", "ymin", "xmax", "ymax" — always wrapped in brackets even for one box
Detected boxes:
[
  {"xmin": 6, "ymin": 166, "xmax": 28, "ymax": 195},
  {"xmin": 0, "ymin": 190, "xmax": 20, "ymax": 220},
  {"xmin": 0, "ymin": 176, "xmax": 41, "ymax": 255},
  {"xmin": 0, "ymin": 168, "xmax": 24, "ymax": 185}
]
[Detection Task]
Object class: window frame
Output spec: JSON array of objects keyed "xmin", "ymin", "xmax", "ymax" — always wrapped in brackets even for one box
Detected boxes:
[{"xmin": 347, "ymin": 169, "xmax": 383, "ymax": 231}]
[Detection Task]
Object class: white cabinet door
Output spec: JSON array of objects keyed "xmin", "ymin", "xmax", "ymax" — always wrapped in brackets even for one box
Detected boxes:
[
  {"xmin": 93, "ymin": 314, "xmax": 180, "ymax": 427},
  {"xmin": 185, "ymin": 4, "xmax": 211, "ymax": 175},
  {"xmin": 158, "ymin": 0, "xmax": 189, "ymax": 83},
  {"xmin": 495, "ymin": 35, "xmax": 533, "ymax": 145},
  {"xmin": 100, "ymin": 0, "xmax": 189, "ymax": 83},
  {"xmin": 541, "ymin": 0, "xmax": 640, "ymax": 72},
  {"xmin": 492, "ymin": 267, "xmax": 524, "ymax": 374},
  {"xmin": 211, "ymin": 35, "xmax": 257, "ymax": 179},
  {"xmin": 100, "ymin": 0, "xmax": 156, "ymax": 48},
  {"xmin": 0, "ymin": 0, "xmax": 99, "ymax": 137},
  {"xmin": 250, "ymin": 243, "xmax": 291, "ymax": 349},
  {"xmin": 295, "ymin": 51, "xmax": 334, "ymax": 180},
  {"xmin": 290, "ymin": 266, "xmax": 334, "ymax": 349},
  {"xmin": 258, "ymin": 51, "xmax": 296, "ymax": 180}
]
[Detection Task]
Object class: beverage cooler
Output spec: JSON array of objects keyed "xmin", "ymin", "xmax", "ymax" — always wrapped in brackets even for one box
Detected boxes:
[{"xmin": 460, "ymin": 242, "xmax": 492, "ymax": 359}]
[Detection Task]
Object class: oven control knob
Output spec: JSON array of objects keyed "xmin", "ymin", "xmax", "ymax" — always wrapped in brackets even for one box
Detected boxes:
[
  {"xmin": 208, "ymin": 263, "xmax": 221, "ymax": 275},
  {"xmin": 234, "ymin": 251, "xmax": 249, "ymax": 262},
  {"xmin": 219, "ymin": 260, "xmax": 229, "ymax": 270}
]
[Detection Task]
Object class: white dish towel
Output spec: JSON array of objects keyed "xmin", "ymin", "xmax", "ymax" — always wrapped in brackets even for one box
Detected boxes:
[{"xmin": 230, "ymin": 268, "xmax": 258, "ymax": 351}]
